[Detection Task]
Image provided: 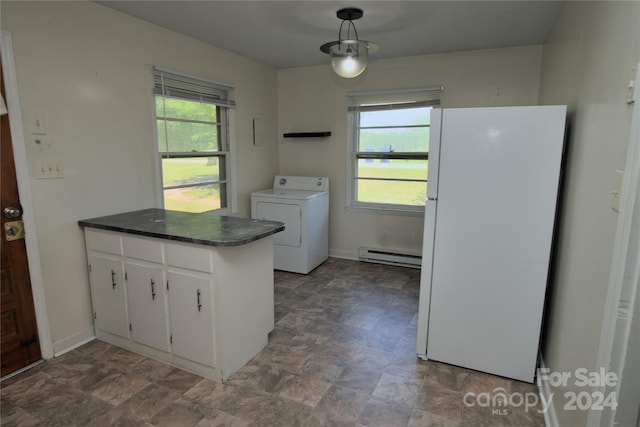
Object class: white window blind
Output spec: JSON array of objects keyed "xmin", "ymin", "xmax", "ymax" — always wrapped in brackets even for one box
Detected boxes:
[
  {"xmin": 153, "ymin": 67, "xmax": 235, "ymax": 108},
  {"xmin": 348, "ymin": 87, "xmax": 441, "ymax": 112},
  {"xmin": 347, "ymin": 86, "xmax": 443, "ymax": 214},
  {"xmin": 152, "ymin": 66, "xmax": 236, "ymax": 214}
]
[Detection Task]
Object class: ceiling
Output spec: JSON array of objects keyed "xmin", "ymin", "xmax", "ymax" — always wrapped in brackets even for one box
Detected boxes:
[{"xmin": 97, "ymin": 1, "xmax": 562, "ymax": 69}]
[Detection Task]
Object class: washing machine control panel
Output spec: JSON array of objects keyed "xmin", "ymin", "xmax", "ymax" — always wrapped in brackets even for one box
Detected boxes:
[{"xmin": 273, "ymin": 176, "xmax": 329, "ymax": 192}]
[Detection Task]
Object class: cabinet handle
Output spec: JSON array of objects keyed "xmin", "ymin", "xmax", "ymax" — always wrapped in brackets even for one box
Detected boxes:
[
  {"xmin": 197, "ymin": 289, "xmax": 202, "ymax": 312},
  {"xmin": 150, "ymin": 279, "xmax": 156, "ymax": 300},
  {"xmin": 111, "ymin": 269, "xmax": 116, "ymax": 289}
]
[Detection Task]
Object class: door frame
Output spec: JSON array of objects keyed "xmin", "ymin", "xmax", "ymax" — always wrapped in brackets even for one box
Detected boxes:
[
  {"xmin": 588, "ymin": 63, "xmax": 640, "ymax": 426},
  {"xmin": 1, "ymin": 30, "xmax": 53, "ymax": 360}
]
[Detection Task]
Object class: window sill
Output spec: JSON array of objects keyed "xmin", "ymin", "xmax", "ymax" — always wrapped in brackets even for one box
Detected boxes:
[{"xmin": 345, "ymin": 205, "xmax": 424, "ymax": 217}]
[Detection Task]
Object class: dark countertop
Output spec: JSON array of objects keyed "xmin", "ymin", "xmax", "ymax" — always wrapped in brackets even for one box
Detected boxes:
[{"xmin": 78, "ymin": 208, "xmax": 284, "ymax": 247}]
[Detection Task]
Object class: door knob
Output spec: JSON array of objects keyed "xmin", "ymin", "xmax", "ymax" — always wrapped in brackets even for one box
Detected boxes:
[{"xmin": 3, "ymin": 206, "xmax": 21, "ymax": 219}]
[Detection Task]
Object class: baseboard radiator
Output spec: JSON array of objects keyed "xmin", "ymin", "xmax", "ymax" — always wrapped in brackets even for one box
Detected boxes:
[{"xmin": 358, "ymin": 247, "xmax": 422, "ymax": 269}]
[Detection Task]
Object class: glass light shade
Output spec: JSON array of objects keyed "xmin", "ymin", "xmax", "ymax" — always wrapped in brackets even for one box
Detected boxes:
[{"xmin": 329, "ymin": 41, "xmax": 368, "ymax": 78}]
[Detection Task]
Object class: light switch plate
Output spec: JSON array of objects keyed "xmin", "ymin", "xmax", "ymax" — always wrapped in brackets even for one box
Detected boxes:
[
  {"xmin": 252, "ymin": 115, "xmax": 264, "ymax": 147},
  {"xmin": 35, "ymin": 159, "xmax": 64, "ymax": 179},
  {"xmin": 612, "ymin": 169, "xmax": 624, "ymax": 212},
  {"xmin": 27, "ymin": 111, "xmax": 47, "ymax": 135}
]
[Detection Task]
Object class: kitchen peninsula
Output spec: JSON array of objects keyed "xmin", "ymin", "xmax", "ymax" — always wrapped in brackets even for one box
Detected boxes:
[{"xmin": 78, "ymin": 209, "xmax": 284, "ymax": 381}]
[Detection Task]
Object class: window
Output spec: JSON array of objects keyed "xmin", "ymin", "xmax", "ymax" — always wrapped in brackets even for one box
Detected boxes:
[
  {"xmin": 153, "ymin": 67, "xmax": 236, "ymax": 214},
  {"xmin": 347, "ymin": 88, "xmax": 442, "ymax": 214}
]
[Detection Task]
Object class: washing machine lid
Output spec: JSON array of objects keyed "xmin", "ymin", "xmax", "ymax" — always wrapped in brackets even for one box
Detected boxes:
[{"xmin": 251, "ymin": 188, "xmax": 327, "ymax": 201}]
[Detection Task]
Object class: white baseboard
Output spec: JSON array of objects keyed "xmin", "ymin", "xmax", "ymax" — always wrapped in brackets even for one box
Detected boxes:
[
  {"xmin": 53, "ymin": 327, "xmax": 95, "ymax": 357},
  {"xmin": 538, "ymin": 355, "xmax": 559, "ymax": 427}
]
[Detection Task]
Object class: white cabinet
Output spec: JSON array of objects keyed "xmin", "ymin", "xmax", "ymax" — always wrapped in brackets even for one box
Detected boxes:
[
  {"xmin": 126, "ymin": 262, "xmax": 169, "ymax": 352},
  {"xmin": 83, "ymin": 228, "xmax": 274, "ymax": 381},
  {"xmin": 167, "ymin": 271, "xmax": 214, "ymax": 367},
  {"xmin": 87, "ymin": 255, "xmax": 128, "ymax": 339}
]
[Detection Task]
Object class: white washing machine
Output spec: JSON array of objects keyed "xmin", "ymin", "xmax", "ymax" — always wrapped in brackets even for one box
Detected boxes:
[{"xmin": 251, "ymin": 176, "xmax": 329, "ymax": 274}]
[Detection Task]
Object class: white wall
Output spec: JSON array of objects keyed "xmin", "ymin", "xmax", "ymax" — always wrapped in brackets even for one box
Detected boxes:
[
  {"xmin": 1, "ymin": 1, "xmax": 279, "ymax": 352},
  {"xmin": 538, "ymin": 2, "xmax": 640, "ymax": 426},
  {"xmin": 277, "ymin": 46, "xmax": 543, "ymax": 258}
]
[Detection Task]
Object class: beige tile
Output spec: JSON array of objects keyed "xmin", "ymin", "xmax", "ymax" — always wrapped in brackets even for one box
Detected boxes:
[
  {"xmin": 425, "ymin": 362, "xmax": 469, "ymax": 392},
  {"xmin": 43, "ymin": 360, "xmax": 122, "ymax": 392},
  {"xmin": 384, "ymin": 355, "xmax": 428, "ymax": 381},
  {"xmin": 300, "ymin": 357, "xmax": 345, "ymax": 382},
  {"xmin": 129, "ymin": 357, "xmax": 175, "ymax": 381},
  {"xmin": 267, "ymin": 344, "xmax": 313, "ymax": 372},
  {"xmin": 341, "ymin": 312, "xmax": 380, "ymax": 330},
  {"xmin": 259, "ymin": 395, "xmax": 314, "ymax": 426},
  {"xmin": 1, "ymin": 371, "xmax": 53, "ymax": 404},
  {"xmin": 314, "ymin": 339, "xmax": 360, "ymax": 361},
  {"xmin": 288, "ymin": 332, "xmax": 329, "ymax": 350},
  {"xmin": 460, "ymin": 404, "xmax": 512, "ymax": 427},
  {"xmin": 372, "ymin": 373, "xmax": 421, "ymax": 409},
  {"xmin": 216, "ymin": 385, "xmax": 283, "ymax": 423},
  {"xmin": 184, "ymin": 379, "xmax": 235, "ymax": 408},
  {"xmin": 267, "ymin": 327, "xmax": 296, "ymax": 345},
  {"xmin": 302, "ymin": 408, "xmax": 357, "ymax": 427},
  {"xmin": 196, "ymin": 409, "xmax": 251, "ymax": 426},
  {"xmin": 277, "ymin": 375, "xmax": 332, "ymax": 407},
  {"xmin": 0, "ymin": 399, "xmax": 44, "ymax": 426},
  {"xmin": 105, "ymin": 348, "xmax": 147, "ymax": 372},
  {"xmin": 335, "ymin": 365, "xmax": 384, "ymax": 394},
  {"xmin": 155, "ymin": 367, "xmax": 203, "ymax": 394},
  {"xmin": 314, "ymin": 385, "xmax": 369, "ymax": 423},
  {"xmin": 74, "ymin": 339, "xmax": 120, "ymax": 360},
  {"xmin": 465, "ymin": 370, "xmax": 511, "ymax": 395},
  {"xmin": 13, "ymin": 381, "xmax": 113, "ymax": 426},
  {"xmin": 508, "ymin": 404, "xmax": 546, "ymax": 427},
  {"xmin": 346, "ymin": 347, "xmax": 395, "ymax": 370},
  {"xmin": 416, "ymin": 385, "xmax": 465, "ymax": 419},
  {"xmin": 151, "ymin": 397, "xmax": 207, "ymax": 426},
  {"xmin": 90, "ymin": 373, "xmax": 150, "ymax": 405},
  {"xmin": 276, "ymin": 312, "xmax": 310, "ymax": 331},
  {"xmin": 118, "ymin": 383, "xmax": 180, "ymax": 421},
  {"xmin": 226, "ymin": 363, "xmax": 296, "ymax": 394},
  {"xmin": 358, "ymin": 397, "xmax": 412, "ymax": 427},
  {"xmin": 409, "ymin": 408, "xmax": 461, "ymax": 427},
  {"xmin": 361, "ymin": 331, "xmax": 401, "ymax": 353}
]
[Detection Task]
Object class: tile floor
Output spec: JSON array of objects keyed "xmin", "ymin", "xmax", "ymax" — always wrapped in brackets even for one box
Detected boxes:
[{"xmin": 0, "ymin": 258, "xmax": 545, "ymax": 426}]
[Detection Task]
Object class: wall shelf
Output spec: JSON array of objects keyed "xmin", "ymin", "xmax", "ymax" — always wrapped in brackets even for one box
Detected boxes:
[{"xmin": 283, "ymin": 132, "xmax": 331, "ymax": 138}]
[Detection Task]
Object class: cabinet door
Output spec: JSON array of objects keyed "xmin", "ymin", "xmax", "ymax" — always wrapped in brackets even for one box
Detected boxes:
[
  {"xmin": 88, "ymin": 255, "xmax": 128, "ymax": 338},
  {"xmin": 126, "ymin": 262, "xmax": 169, "ymax": 352},
  {"xmin": 168, "ymin": 271, "xmax": 214, "ymax": 367}
]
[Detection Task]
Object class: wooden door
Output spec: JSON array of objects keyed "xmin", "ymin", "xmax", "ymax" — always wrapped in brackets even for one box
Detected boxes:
[{"xmin": 1, "ymin": 63, "xmax": 41, "ymax": 377}]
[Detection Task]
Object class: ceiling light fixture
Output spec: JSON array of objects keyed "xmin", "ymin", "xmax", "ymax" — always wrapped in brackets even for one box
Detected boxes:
[{"xmin": 320, "ymin": 8, "xmax": 379, "ymax": 79}]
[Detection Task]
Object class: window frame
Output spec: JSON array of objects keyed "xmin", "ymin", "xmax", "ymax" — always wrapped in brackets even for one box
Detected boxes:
[
  {"xmin": 151, "ymin": 67, "xmax": 237, "ymax": 215},
  {"xmin": 346, "ymin": 87, "xmax": 442, "ymax": 216}
]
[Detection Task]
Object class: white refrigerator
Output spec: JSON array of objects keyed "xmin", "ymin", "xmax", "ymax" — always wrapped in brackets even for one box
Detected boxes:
[{"xmin": 416, "ymin": 105, "xmax": 567, "ymax": 383}]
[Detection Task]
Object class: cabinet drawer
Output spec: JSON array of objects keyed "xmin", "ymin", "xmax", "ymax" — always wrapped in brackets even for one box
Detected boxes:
[
  {"xmin": 165, "ymin": 242, "xmax": 212, "ymax": 273},
  {"xmin": 123, "ymin": 235, "xmax": 163, "ymax": 263},
  {"xmin": 85, "ymin": 229, "xmax": 122, "ymax": 255}
]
